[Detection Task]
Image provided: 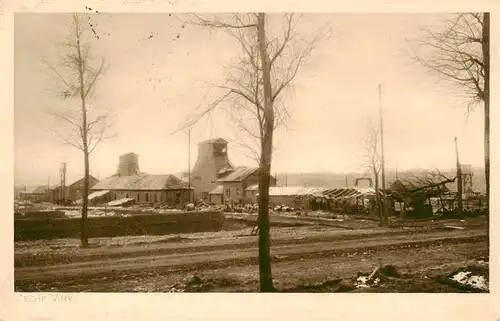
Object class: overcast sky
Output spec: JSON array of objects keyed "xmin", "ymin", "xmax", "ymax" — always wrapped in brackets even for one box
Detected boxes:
[{"xmin": 14, "ymin": 13, "xmax": 485, "ymax": 186}]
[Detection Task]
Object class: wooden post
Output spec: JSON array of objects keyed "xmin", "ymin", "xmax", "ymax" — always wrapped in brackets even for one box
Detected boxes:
[
  {"xmin": 187, "ymin": 129, "xmax": 191, "ymax": 203},
  {"xmin": 454, "ymin": 137, "xmax": 463, "ymax": 213}
]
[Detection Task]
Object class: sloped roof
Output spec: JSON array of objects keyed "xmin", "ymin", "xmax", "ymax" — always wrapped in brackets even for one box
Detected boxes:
[
  {"xmin": 248, "ymin": 186, "xmax": 377, "ymax": 199},
  {"xmin": 256, "ymin": 186, "xmax": 327, "ymax": 197},
  {"xmin": 20, "ymin": 186, "xmax": 49, "ymax": 194},
  {"xmin": 209, "ymin": 185, "xmax": 224, "ymax": 195},
  {"xmin": 216, "ymin": 166, "xmax": 259, "ymax": 183},
  {"xmin": 198, "ymin": 138, "xmax": 228, "ymax": 145},
  {"xmin": 69, "ymin": 175, "xmax": 99, "ymax": 187},
  {"xmin": 91, "ymin": 174, "xmax": 190, "ymax": 191}
]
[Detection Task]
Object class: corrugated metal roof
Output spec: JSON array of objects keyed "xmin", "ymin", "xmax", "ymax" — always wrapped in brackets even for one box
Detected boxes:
[
  {"xmin": 91, "ymin": 174, "xmax": 190, "ymax": 191},
  {"xmin": 216, "ymin": 166, "xmax": 259, "ymax": 183}
]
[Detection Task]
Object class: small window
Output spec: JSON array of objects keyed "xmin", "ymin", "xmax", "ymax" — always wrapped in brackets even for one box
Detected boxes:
[
  {"xmin": 236, "ymin": 188, "xmax": 240, "ymax": 196},
  {"xmin": 225, "ymin": 188, "xmax": 230, "ymax": 197},
  {"xmin": 145, "ymin": 193, "xmax": 149, "ymax": 202},
  {"xmin": 154, "ymin": 193, "xmax": 157, "ymax": 203}
]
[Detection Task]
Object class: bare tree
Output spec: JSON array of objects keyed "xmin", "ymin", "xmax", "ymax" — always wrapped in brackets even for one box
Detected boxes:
[
  {"xmin": 44, "ymin": 13, "xmax": 110, "ymax": 247},
  {"xmin": 362, "ymin": 125, "xmax": 388, "ymax": 227},
  {"xmin": 413, "ymin": 13, "xmax": 490, "ymax": 211},
  {"xmin": 175, "ymin": 13, "xmax": 327, "ymax": 292}
]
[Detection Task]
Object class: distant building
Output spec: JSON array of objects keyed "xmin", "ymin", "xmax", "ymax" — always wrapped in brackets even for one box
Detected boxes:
[
  {"xmin": 91, "ymin": 174, "xmax": 192, "ymax": 207},
  {"xmin": 190, "ymin": 138, "xmax": 235, "ymax": 201},
  {"xmin": 245, "ymin": 185, "xmax": 376, "ymax": 212},
  {"xmin": 208, "ymin": 166, "xmax": 277, "ymax": 205},
  {"xmin": 51, "ymin": 176, "xmax": 100, "ymax": 204},
  {"xmin": 88, "ymin": 153, "xmax": 192, "ymax": 207},
  {"xmin": 19, "ymin": 186, "xmax": 54, "ymax": 203}
]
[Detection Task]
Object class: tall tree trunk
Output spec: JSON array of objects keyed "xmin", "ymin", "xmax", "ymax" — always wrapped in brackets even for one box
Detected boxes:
[
  {"xmin": 482, "ymin": 12, "xmax": 490, "ymax": 213},
  {"xmin": 256, "ymin": 12, "xmax": 274, "ymax": 292},
  {"xmin": 76, "ymin": 17, "xmax": 89, "ymax": 248},
  {"xmin": 81, "ymin": 150, "xmax": 90, "ymax": 247}
]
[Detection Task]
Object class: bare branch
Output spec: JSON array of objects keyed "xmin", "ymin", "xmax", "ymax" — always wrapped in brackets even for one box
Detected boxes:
[
  {"xmin": 84, "ymin": 58, "xmax": 107, "ymax": 98},
  {"xmin": 269, "ymin": 14, "xmax": 294, "ymax": 67},
  {"xmin": 411, "ymin": 13, "xmax": 486, "ymax": 106},
  {"xmin": 190, "ymin": 14, "xmax": 258, "ymax": 29},
  {"xmin": 42, "ymin": 59, "xmax": 76, "ymax": 92},
  {"xmin": 169, "ymin": 91, "xmax": 232, "ymax": 135}
]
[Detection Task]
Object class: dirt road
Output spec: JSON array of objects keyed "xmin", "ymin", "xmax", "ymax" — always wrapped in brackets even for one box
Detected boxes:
[{"xmin": 15, "ymin": 228, "xmax": 487, "ymax": 285}]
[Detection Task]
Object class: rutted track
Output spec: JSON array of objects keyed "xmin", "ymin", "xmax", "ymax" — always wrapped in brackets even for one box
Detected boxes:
[{"xmin": 15, "ymin": 229, "xmax": 487, "ymax": 283}]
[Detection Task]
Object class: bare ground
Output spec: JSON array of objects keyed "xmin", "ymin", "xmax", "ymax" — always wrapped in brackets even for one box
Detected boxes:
[{"xmin": 14, "ymin": 216, "xmax": 489, "ymax": 292}]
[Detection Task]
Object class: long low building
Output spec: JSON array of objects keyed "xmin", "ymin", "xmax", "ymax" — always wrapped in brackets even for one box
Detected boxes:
[
  {"xmin": 246, "ymin": 185, "xmax": 378, "ymax": 211},
  {"xmin": 90, "ymin": 174, "xmax": 193, "ymax": 208}
]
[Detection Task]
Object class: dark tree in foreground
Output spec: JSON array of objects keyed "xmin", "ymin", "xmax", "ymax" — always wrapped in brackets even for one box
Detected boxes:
[
  {"xmin": 44, "ymin": 13, "xmax": 110, "ymax": 247},
  {"xmin": 178, "ymin": 13, "xmax": 327, "ymax": 292},
  {"xmin": 414, "ymin": 13, "xmax": 490, "ymax": 211}
]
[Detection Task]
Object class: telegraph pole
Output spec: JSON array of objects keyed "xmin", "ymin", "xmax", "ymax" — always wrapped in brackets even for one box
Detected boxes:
[
  {"xmin": 60, "ymin": 162, "xmax": 67, "ymax": 204},
  {"xmin": 379, "ymin": 83, "xmax": 386, "ymax": 190}
]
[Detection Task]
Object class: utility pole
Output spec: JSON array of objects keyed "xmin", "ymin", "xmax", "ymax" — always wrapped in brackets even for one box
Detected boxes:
[
  {"xmin": 379, "ymin": 83, "xmax": 386, "ymax": 190},
  {"xmin": 187, "ymin": 129, "xmax": 191, "ymax": 203},
  {"xmin": 60, "ymin": 162, "xmax": 67, "ymax": 205},
  {"xmin": 345, "ymin": 175, "xmax": 348, "ymax": 187},
  {"xmin": 378, "ymin": 83, "xmax": 388, "ymax": 226},
  {"xmin": 454, "ymin": 137, "xmax": 463, "ymax": 213},
  {"xmin": 395, "ymin": 164, "xmax": 399, "ymax": 181}
]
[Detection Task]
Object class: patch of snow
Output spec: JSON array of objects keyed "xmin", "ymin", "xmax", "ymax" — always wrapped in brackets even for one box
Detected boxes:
[
  {"xmin": 451, "ymin": 271, "xmax": 488, "ymax": 291},
  {"xmin": 355, "ymin": 275, "xmax": 381, "ymax": 289},
  {"xmin": 356, "ymin": 276, "xmax": 370, "ymax": 288}
]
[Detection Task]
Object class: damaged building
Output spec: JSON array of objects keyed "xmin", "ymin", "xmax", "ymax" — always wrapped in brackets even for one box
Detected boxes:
[{"xmin": 245, "ymin": 185, "xmax": 378, "ymax": 212}]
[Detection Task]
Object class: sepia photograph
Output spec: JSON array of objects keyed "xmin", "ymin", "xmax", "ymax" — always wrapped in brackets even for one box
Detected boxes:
[{"xmin": 13, "ymin": 11, "xmax": 490, "ymax": 294}]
